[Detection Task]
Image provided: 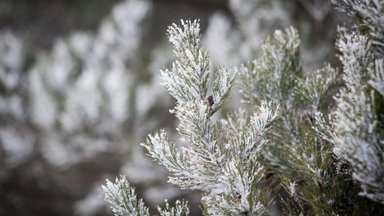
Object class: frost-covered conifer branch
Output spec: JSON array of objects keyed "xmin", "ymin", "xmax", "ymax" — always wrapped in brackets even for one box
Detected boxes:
[
  {"xmin": 101, "ymin": 1, "xmax": 384, "ymax": 215},
  {"xmin": 102, "ymin": 176, "xmax": 189, "ymax": 216},
  {"xmin": 314, "ymin": 1, "xmax": 384, "ymax": 204},
  {"xmin": 142, "ymin": 20, "xmax": 279, "ymax": 215},
  {"xmin": 267, "ymin": 64, "xmax": 339, "ymax": 214},
  {"xmin": 368, "ymin": 59, "xmax": 384, "ymax": 96},
  {"xmin": 161, "ymin": 20, "xmax": 236, "ymax": 113},
  {"xmin": 157, "ymin": 200, "xmax": 189, "ymax": 216},
  {"xmin": 331, "ymin": 0, "xmax": 384, "ymax": 57},
  {"xmin": 102, "ymin": 176, "xmax": 150, "ymax": 216},
  {"xmin": 293, "ymin": 64, "xmax": 338, "ymax": 110},
  {"xmin": 237, "ymin": 25, "xmax": 344, "ymax": 214},
  {"xmin": 240, "ymin": 27, "xmax": 301, "ymax": 106},
  {"xmin": 238, "ymin": 25, "xmax": 349, "ymax": 214},
  {"xmin": 336, "ymin": 28, "xmax": 372, "ymax": 87},
  {"xmin": 239, "ymin": 27, "xmax": 305, "ymax": 165},
  {"xmin": 102, "ymin": 19, "xmax": 278, "ymax": 215},
  {"xmin": 161, "ymin": 20, "xmax": 210, "ymax": 103},
  {"xmin": 316, "ymin": 28, "xmax": 384, "ymax": 203}
]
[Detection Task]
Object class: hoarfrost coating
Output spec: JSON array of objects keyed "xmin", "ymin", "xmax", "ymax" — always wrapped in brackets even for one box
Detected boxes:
[{"xmin": 105, "ymin": 19, "xmax": 280, "ymax": 215}]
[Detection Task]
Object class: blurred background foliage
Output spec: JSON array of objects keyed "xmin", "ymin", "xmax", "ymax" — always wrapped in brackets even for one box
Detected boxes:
[{"xmin": 0, "ymin": 0, "xmax": 349, "ymax": 215}]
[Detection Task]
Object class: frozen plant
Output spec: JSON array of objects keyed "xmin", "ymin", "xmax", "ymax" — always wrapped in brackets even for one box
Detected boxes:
[
  {"xmin": 28, "ymin": 0, "xmax": 151, "ymax": 167},
  {"xmin": 239, "ymin": 25, "xmax": 344, "ymax": 215},
  {"xmin": 102, "ymin": 175, "xmax": 189, "ymax": 216},
  {"xmin": 103, "ymin": 20, "xmax": 279, "ymax": 215},
  {"xmin": 331, "ymin": 0, "xmax": 384, "ymax": 57},
  {"xmin": 0, "ymin": 32, "xmax": 34, "ymax": 169},
  {"xmin": 104, "ymin": 1, "xmax": 384, "ymax": 215},
  {"xmin": 317, "ymin": 0, "xmax": 384, "ymax": 204}
]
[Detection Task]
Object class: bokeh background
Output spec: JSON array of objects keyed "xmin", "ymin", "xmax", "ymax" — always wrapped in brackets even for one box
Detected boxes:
[{"xmin": 0, "ymin": 0, "xmax": 350, "ymax": 215}]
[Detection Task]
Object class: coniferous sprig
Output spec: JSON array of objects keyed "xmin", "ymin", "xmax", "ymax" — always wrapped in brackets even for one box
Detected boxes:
[
  {"xmin": 102, "ymin": 176, "xmax": 189, "ymax": 216},
  {"xmin": 240, "ymin": 27, "xmax": 301, "ymax": 106},
  {"xmin": 368, "ymin": 59, "xmax": 384, "ymax": 96},
  {"xmin": 103, "ymin": 19, "xmax": 278, "ymax": 216},
  {"xmin": 157, "ymin": 200, "xmax": 190, "ymax": 216},
  {"xmin": 316, "ymin": 29, "xmax": 384, "ymax": 204},
  {"xmin": 102, "ymin": 176, "xmax": 150, "ymax": 216},
  {"xmin": 293, "ymin": 64, "xmax": 338, "ymax": 110},
  {"xmin": 161, "ymin": 20, "xmax": 236, "ymax": 113},
  {"xmin": 313, "ymin": 0, "xmax": 384, "ymax": 205},
  {"xmin": 142, "ymin": 20, "xmax": 279, "ymax": 215},
  {"xmin": 331, "ymin": 0, "xmax": 384, "ymax": 57},
  {"xmin": 239, "ymin": 26, "xmax": 343, "ymax": 214},
  {"xmin": 161, "ymin": 20, "xmax": 210, "ymax": 102},
  {"xmin": 103, "ymin": 1, "xmax": 384, "ymax": 214}
]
